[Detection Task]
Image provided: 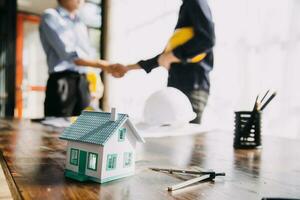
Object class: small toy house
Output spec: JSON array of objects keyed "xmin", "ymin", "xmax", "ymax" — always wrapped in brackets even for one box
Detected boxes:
[{"xmin": 59, "ymin": 108, "xmax": 145, "ymax": 183}]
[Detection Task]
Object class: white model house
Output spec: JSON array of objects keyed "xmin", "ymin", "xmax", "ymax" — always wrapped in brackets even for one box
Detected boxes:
[{"xmin": 59, "ymin": 108, "xmax": 145, "ymax": 183}]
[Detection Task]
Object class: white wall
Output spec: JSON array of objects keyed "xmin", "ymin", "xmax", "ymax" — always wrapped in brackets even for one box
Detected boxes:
[{"xmin": 203, "ymin": 0, "xmax": 300, "ymax": 138}]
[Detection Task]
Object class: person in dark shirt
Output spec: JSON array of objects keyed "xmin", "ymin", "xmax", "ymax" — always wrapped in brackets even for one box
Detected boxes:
[{"xmin": 111, "ymin": 0, "xmax": 215, "ymax": 124}]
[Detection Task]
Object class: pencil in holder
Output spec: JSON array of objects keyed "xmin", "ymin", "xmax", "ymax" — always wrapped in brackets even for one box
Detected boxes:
[{"xmin": 234, "ymin": 111, "xmax": 262, "ymax": 149}]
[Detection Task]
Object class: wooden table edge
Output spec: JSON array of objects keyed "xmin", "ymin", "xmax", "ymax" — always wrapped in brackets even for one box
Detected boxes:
[{"xmin": 0, "ymin": 151, "xmax": 23, "ymax": 200}]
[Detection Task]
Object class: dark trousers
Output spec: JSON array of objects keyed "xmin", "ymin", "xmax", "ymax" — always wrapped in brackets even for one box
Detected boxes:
[
  {"xmin": 44, "ymin": 71, "xmax": 90, "ymax": 117},
  {"xmin": 182, "ymin": 89, "xmax": 209, "ymax": 124}
]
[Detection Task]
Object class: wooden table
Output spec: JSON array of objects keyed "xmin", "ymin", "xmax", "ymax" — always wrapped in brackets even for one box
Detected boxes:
[{"xmin": 0, "ymin": 119, "xmax": 300, "ymax": 200}]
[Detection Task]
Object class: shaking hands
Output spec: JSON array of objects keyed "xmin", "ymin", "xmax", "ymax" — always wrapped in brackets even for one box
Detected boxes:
[
  {"xmin": 108, "ymin": 63, "xmax": 128, "ymax": 78},
  {"xmin": 104, "ymin": 63, "xmax": 141, "ymax": 78},
  {"xmin": 104, "ymin": 52, "xmax": 180, "ymax": 78}
]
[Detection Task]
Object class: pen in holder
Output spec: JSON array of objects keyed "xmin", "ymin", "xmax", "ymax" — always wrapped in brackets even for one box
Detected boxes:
[
  {"xmin": 234, "ymin": 111, "xmax": 262, "ymax": 149},
  {"xmin": 234, "ymin": 91, "xmax": 276, "ymax": 149}
]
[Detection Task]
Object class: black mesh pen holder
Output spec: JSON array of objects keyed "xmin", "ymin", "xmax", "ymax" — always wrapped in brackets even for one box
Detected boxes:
[{"xmin": 234, "ymin": 111, "xmax": 262, "ymax": 149}]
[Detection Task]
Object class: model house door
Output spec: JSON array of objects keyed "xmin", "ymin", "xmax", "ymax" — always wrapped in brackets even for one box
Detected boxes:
[{"xmin": 79, "ymin": 151, "xmax": 87, "ymax": 175}]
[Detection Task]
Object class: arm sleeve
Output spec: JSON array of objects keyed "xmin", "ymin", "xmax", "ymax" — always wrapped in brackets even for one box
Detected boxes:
[
  {"xmin": 137, "ymin": 55, "xmax": 160, "ymax": 73},
  {"xmin": 39, "ymin": 13, "xmax": 79, "ymax": 62},
  {"xmin": 173, "ymin": 0, "xmax": 215, "ymax": 61}
]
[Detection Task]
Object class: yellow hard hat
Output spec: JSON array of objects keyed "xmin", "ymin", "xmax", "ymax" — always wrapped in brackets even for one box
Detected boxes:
[{"xmin": 165, "ymin": 27, "xmax": 206, "ymax": 63}]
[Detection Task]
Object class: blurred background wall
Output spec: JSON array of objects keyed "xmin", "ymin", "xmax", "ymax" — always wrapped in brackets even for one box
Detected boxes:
[{"xmin": 206, "ymin": 0, "xmax": 300, "ymax": 138}]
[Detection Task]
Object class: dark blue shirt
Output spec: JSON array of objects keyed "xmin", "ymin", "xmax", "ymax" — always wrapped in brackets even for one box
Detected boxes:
[{"xmin": 138, "ymin": 0, "xmax": 215, "ymax": 92}]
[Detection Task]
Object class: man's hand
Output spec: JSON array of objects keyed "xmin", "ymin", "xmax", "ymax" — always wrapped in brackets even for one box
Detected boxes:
[
  {"xmin": 158, "ymin": 52, "xmax": 180, "ymax": 70},
  {"xmin": 110, "ymin": 63, "xmax": 128, "ymax": 78}
]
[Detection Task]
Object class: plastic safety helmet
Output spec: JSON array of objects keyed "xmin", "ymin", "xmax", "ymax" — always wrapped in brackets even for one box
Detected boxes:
[{"xmin": 143, "ymin": 87, "xmax": 196, "ymax": 126}]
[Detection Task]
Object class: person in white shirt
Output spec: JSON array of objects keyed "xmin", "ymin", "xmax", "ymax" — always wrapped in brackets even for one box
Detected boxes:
[{"xmin": 39, "ymin": 0, "xmax": 109, "ymax": 116}]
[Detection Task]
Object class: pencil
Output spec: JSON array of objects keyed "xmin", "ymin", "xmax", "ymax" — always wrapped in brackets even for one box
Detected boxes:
[
  {"xmin": 252, "ymin": 95, "xmax": 259, "ymax": 111},
  {"xmin": 260, "ymin": 90, "xmax": 270, "ymax": 105},
  {"xmin": 259, "ymin": 92, "xmax": 276, "ymax": 111}
]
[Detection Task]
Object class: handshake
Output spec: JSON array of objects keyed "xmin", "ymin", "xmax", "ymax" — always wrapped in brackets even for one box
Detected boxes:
[
  {"xmin": 104, "ymin": 63, "xmax": 139, "ymax": 78},
  {"xmin": 100, "ymin": 52, "xmax": 181, "ymax": 78}
]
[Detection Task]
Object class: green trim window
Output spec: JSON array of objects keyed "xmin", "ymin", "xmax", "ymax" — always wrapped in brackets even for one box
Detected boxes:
[
  {"xmin": 118, "ymin": 128, "xmax": 126, "ymax": 142},
  {"xmin": 123, "ymin": 152, "xmax": 132, "ymax": 167},
  {"xmin": 87, "ymin": 152, "xmax": 98, "ymax": 171},
  {"xmin": 106, "ymin": 154, "xmax": 117, "ymax": 171},
  {"xmin": 70, "ymin": 148, "xmax": 79, "ymax": 166}
]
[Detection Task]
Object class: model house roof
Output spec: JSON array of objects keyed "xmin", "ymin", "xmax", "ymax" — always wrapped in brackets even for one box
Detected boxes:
[{"xmin": 60, "ymin": 111, "xmax": 144, "ymax": 145}]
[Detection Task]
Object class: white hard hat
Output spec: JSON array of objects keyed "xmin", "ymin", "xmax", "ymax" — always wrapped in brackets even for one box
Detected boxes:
[{"xmin": 143, "ymin": 87, "xmax": 196, "ymax": 126}]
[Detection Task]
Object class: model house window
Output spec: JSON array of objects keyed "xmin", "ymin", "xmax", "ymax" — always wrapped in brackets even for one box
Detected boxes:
[
  {"xmin": 87, "ymin": 152, "xmax": 98, "ymax": 171},
  {"xmin": 106, "ymin": 154, "xmax": 117, "ymax": 170},
  {"xmin": 70, "ymin": 148, "xmax": 79, "ymax": 166},
  {"xmin": 123, "ymin": 152, "xmax": 132, "ymax": 167},
  {"xmin": 118, "ymin": 128, "xmax": 126, "ymax": 142}
]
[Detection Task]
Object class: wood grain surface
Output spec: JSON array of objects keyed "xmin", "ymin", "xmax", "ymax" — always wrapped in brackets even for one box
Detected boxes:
[{"xmin": 0, "ymin": 119, "xmax": 300, "ymax": 200}]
